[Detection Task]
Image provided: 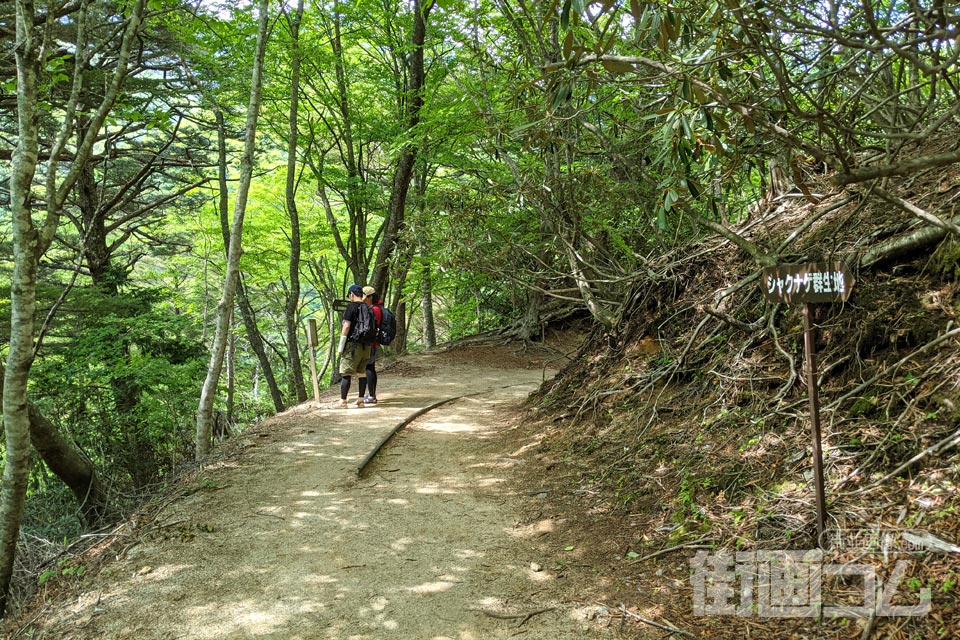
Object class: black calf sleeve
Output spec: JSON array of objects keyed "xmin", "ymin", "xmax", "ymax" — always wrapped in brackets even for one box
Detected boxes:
[
  {"xmin": 358, "ymin": 377, "xmax": 367, "ymax": 397},
  {"xmin": 366, "ymin": 367, "xmax": 378, "ymax": 397},
  {"xmin": 340, "ymin": 376, "xmax": 351, "ymax": 400}
]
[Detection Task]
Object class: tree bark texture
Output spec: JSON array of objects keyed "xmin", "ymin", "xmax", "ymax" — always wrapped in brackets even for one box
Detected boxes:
[
  {"xmin": 2, "ymin": 0, "xmax": 145, "ymax": 616},
  {"xmin": 197, "ymin": 0, "xmax": 270, "ymax": 459},
  {"xmin": 422, "ymin": 263, "xmax": 436, "ymax": 348},
  {"xmin": 214, "ymin": 109, "xmax": 284, "ymax": 413},
  {"xmin": 28, "ymin": 405, "xmax": 110, "ymax": 526},
  {"xmin": 860, "ymin": 215, "xmax": 960, "ymax": 269},
  {"xmin": 285, "ymin": 0, "xmax": 307, "ymax": 403},
  {"xmin": 370, "ymin": 0, "xmax": 434, "ymax": 293},
  {"xmin": 227, "ymin": 319, "xmax": 236, "ymax": 424}
]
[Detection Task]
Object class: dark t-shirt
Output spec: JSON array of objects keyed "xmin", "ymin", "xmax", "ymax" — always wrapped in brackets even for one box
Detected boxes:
[{"xmin": 343, "ymin": 301, "xmax": 364, "ymax": 333}]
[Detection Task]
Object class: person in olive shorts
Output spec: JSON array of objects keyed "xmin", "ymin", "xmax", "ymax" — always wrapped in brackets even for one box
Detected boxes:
[{"xmin": 336, "ymin": 284, "xmax": 372, "ymax": 408}]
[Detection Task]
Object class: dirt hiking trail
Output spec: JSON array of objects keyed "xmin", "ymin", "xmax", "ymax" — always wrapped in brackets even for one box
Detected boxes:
[{"xmin": 11, "ymin": 345, "xmax": 616, "ymax": 639}]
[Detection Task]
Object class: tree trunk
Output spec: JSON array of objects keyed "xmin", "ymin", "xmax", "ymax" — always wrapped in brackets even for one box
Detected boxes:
[
  {"xmin": 422, "ymin": 263, "xmax": 436, "ymax": 348},
  {"xmin": 516, "ymin": 289, "xmax": 544, "ymax": 341},
  {"xmin": 2, "ymin": 0, "xmax": 145, "ymax": 615},
  {"xmin": 226, "ymin": 313, "xmax": 236, "ymax": 424},
  {"xmin": 214, "ymin": 109, "xmax": 284, "ymax": 413},
  {"xmin": 2, "ymin": 4, "xmax": 44, "ymax": 612},
  {"xmin": 197, "ymin": 0, "xmax": 270, "ymax": 459},
  {"xmin": 395, "ymin": 301, "xmax": 408, "ymax": 356},
  {"xmin": 28, "ymin": 405, "xmax": 110, "ymax": 526},
  {"xmin": 284, "ymin": 0, "xmax": 307, "ymax": 403},
  {"xmin": 0, "ymin": 366, "xmax": 110, "ymax": 527},
  {"xmin": 1, "ymin": 218, "xmax": 40, "ymax": 620},
  {"xmin": 370, "ymin": 0, "xmax": 433, "ymax": 292},
  {"xmin": 860, "ymin": 215, "xmax": 960, "ymax": 269},
  {"xmin": 237, "ymin": 279, "xmax": 285, "ymax": 411}
]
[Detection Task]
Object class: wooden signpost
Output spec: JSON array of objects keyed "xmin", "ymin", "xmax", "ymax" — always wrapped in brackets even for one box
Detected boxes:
[
  {"xmin": 305, "ymin": 318, "xmax": 321, "ymax": 402},
  {"xmin": 761, "ymin": 262, "xmax": 855, "ymax": 548}
]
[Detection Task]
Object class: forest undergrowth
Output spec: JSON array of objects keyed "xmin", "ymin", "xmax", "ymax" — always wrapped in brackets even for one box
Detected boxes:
[{"xmin": 518, "ymin": 148, "xmax": 960, "ymax": 639}]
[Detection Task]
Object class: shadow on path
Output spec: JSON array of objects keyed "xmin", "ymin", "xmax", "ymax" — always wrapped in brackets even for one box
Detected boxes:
[{"xmin": 22, "ymin": 359, "xmax": 609, "ymax": 639}]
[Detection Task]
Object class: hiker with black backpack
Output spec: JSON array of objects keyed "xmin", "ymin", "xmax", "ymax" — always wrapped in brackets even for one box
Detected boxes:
[{"xmin": 336, "ymin": 284, "xmax": 377, "ymax": 408}]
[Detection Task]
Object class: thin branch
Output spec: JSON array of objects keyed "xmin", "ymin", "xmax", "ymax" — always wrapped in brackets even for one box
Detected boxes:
[
  {"xmin": 828, "ymin": 325, "xmax": 960, "ymax": 410},
  {"xmin": 872, "ymin": 187, "xmax": 960, "ymax": 238},
  {"xmin": 834, "ymin": 150, "xmax": 960, "ymax": 186},
  {"xmin": 616, "ymin": 604, "xmax": 695, "ymax": 638}
]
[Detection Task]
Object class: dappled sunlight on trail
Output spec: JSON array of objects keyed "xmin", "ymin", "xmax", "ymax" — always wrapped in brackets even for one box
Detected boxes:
[{"xmin": 24, "ymin": 360, "xmax": 606, "ymax": 639}]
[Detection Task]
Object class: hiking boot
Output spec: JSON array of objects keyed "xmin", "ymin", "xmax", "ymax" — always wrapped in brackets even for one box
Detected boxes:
[
  {"xmin": 335, "ymin": 399, "xmax": 348, "ymax": 409},
  {"xmin": 356, "ymin": 397, "xmax": 365, "ymax": 408},
  {"xmin": 365, "ymin": 396, "xmax": 378, "ymax": 405}
]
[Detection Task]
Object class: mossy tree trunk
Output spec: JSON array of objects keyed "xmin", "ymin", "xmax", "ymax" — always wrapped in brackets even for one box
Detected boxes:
[{"xmin": 2, "ymin": 0, "xmax": 145, "ymax": 615}]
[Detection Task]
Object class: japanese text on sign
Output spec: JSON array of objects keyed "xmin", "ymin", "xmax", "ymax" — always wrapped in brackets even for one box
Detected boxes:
[
  {"xmin": 767, "ymin": 270, "xmax": 846, "ymax": 297},
  {"xmin": 761, "ymin": 262, "xmax": 854, "ymax": 304}
]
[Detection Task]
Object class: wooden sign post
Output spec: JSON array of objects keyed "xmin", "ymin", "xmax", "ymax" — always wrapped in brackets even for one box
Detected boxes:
[
  {"xmin": 761, "ymin": 262, "xmax": 855, "ymax": 548},
  {"xmin": 306, "ymin": 318, "xmax": 321, "ymax": 402}
]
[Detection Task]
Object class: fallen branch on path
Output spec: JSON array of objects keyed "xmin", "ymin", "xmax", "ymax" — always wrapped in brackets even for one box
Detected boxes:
[
  {"xmin": 615, "ymin": 604, "xmax": 694, "ymax": 638},
  {"xmin": 468, "ymin": 606, "xmax": 555, "ymax": 627}
]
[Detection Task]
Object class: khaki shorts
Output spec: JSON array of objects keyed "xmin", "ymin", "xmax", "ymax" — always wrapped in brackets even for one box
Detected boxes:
[{"xmin": 339, "ymin": 342, "xmax": 371, "ymax": 377}]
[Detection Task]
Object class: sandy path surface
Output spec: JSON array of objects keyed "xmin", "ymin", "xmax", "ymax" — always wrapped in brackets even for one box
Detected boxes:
[{"xmin": 17, "ymin": 351, "xmax": 609, "ymax": 639}]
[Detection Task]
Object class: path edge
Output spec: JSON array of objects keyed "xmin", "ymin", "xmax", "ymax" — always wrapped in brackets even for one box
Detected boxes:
[{"xmin": 355, "ymin": 382, "xmax": 538, "ymax": 477}]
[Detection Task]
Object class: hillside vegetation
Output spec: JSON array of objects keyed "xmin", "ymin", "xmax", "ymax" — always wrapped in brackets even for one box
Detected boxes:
[
  {"xmin": 2, "ymin": 0, "xmax": 960, "ymax": 631},
  {"xmin": 520, "ymin": 152, "xmax": 960, "ymax": 639}
]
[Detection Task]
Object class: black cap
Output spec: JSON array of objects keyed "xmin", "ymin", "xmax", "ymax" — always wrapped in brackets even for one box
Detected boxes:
[{"xmin": 347, "ymin": 284, "xmax": 364, "ymax": 297}]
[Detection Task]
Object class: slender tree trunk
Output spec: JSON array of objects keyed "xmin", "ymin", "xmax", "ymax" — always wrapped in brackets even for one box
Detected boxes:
[
  {"xmin": 236, "ymin": 279, "xmax": 284, "ymax": 411},
  {"xmin": 2, "ymin": 4, "xmax": 43, "ymax": 613},
  {"xmin": 1, "ymin": 215, "xmax": 40, "ymax": 620},
  {"xmin": 214, "ymin": 108, "xmax": 284, "ymax": 413},
  {"xmin": 197, "ymin": 0, "xmax": 270, "ymax": 459},
  {"xmin": 284, "ymin": 0, "xmax": 307, "ymax": 403},
  {"xmin": 226, "ymin": 311, "xmax": 235, "ymax": 424},
  {"xmin": 396, "ymin": 301, "xmax": 408, "ymax": 356},
  {"xmin": 422, "ymin": 263, "xmax": 436, "ymax": 348},
  {"xmin": 370, "ymin": 0, "xmax": 434, "ymax": 292}
]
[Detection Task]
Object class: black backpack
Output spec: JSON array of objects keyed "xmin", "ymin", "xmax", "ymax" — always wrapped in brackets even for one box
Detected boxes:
[
  {"xmin": 348, "ymin": 303, "xmax": 378, "ymax": 345},
  {"xmin": 377, "ymin": 306, "xmax": 397, "ymax": 346}
]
